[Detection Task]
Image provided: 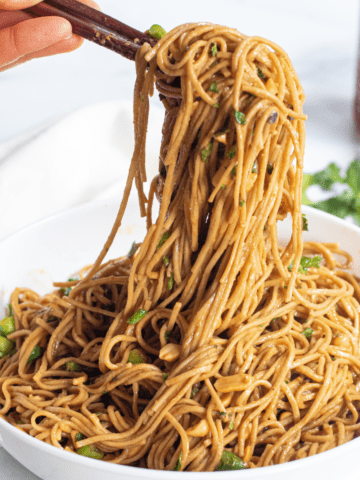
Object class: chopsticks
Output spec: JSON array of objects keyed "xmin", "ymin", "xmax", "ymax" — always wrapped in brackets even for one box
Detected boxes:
[{"xmin": 25, "ymin": 0, "xmax": 157, "ymax": 61}]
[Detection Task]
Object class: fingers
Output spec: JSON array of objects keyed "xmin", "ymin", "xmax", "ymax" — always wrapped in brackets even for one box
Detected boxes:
[
  {"xmin": 0, "ymin": 16, "xmax": 72, "ymax": 68},
  {"xmin": 0, "ymin": 0, "xmax": 43, "ymax": 10}
]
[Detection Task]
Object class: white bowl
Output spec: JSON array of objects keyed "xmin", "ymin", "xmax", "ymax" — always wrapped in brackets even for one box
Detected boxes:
[{"xmin": 0, "ymin": 201, "xmax": 359, "ymax": 480}]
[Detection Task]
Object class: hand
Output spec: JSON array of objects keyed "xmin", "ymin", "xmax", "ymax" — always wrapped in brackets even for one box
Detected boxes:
[{"xmin": 0, "ymin": 0, "xmax": 100, "ymax": 72}]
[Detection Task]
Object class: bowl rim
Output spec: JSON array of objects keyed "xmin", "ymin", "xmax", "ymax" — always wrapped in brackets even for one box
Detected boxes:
[{"xmin": 0, "ymin": 202, "xmax": 360, "ymax": 477}]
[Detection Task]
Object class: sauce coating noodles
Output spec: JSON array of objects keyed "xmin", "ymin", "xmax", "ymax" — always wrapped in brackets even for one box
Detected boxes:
[{"xmin": 1, "ymin": 23, "xmax": 360, "ymax": 471}]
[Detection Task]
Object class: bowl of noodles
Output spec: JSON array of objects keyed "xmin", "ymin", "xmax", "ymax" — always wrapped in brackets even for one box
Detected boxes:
[{"xmin": 1, "ymin": 21, "xmax": 360, "ymax": 480}]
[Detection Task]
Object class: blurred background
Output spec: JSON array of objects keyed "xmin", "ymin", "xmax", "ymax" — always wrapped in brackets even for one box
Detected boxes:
[{"xmin": 0, "ymin": 0, "xmax": 359, "ymax": 240}]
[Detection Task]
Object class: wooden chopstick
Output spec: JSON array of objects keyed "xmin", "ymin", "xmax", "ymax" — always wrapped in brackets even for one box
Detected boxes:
[{"xmin": 25, "ymin": 0, "xmax": 157, "ymax": 61}]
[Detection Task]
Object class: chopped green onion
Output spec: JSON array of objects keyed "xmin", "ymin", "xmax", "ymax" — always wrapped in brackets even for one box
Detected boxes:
[
  {"xmin": 201, "ymin": 142, "xmax": 213, "ymax": 163},
  {"xmin": 65, "ymin": 361, "xmax": 81, "ymax": 372},
  {"xmin": 149, "ymin": 24, "xmax": 166, "ymax": 40},
  {"xmin": 213, "ymin": 103, "xmax": 219, "ymax": 108},
  {"xmin": 0, "ymin": 336, "xmax": 14, "ymax": 359},
  {"xmin": 157, "ymin": 232, "xmax": 170, "ymax": 249},
  {"xmin": 257, "ymin": 67, "xmax": 265, "ymax": 79},
  {"xmin": 127, "ymin": 241, "xmax": 138, "ymax": 257},
  {"xmin": 216, "ymin": 450, "xmax": 248, "ymax": 471},
  {"xmin": 302, "ymin": 213, "xmax": 309, "ymax": 232},
  {"xmin": 211, "ymin": 43, "xmax": 217, "ymax": 57},
  {"xmin": 163, "ymin": 256, "xmax": 170, "ymax": 267},
  {"xmin": 230, "ymin": 165, "xmax": 237, "ymax": 178},
  {"xmin": 288, "ymin": 256, "xmax": 322, "ymax": 275},
  {"xmin": 128, "ymin": 349, "xmax": 146, "ymax": 364},
  {"xmin": 162, "ymin": 373, "xmax": 168, "ymax": 382},
  {"xmin": 209, "ymin": 81, "xmax": 219, "ymax": 93},
  {"xmin": 210, "ymin": 61, "xmax": 218, "ymax": 68},
  {"xmin": 228, "ymin": 422, "xmax": 234, "ymax": 430},
  {"xmin": 302, "ymin": 328, "xmax": 314, "ymax": 339},
  {"xmin": 0, "ymin": 316, "xmax": 15, "ymax": 337},
  {"xmin": 165, "ymin": 331, "xmax": 170, "ymax": 342},
  {"xmin": 127, "ymin": 309, "xmax": 148, "ymax": 325},
  {"xmin": 227, "ymin": 146, "xmax": 236, "ymax": 159},
  {"xmin": 7, "ymin": 304, "xmax": 13, "ymax": 317},
  {"xmin": 221, "ymin": 184, "xmax": 226, "ymax": 190},
  {"xmin": 234, "ymin": 110, "xmax": 246, "ymax": 125},
  {"xmin": 190, "ymin": 387, "xmax": 199, "ymax": 399},
  {"xmin": 77, "ymin": 444, "xmax": 104, "ymax": 460},
  {"xmin": 239, "ymin": 200, "xmax": 245, "ymax": 207},
  {"xmin": 173, "ymin": 451, "xmax": 182, "ymax": 471},
  {"xmin": 61, "ymin": 278, "xmax": 76, "ymax": 297},
  {"xmin": 27, "ymin": 345, "xmax": 41, "ymax": 365},
  {"xmin": 75, "ymin": 433, "xmax": 86, "ymax": 442},
  {"xmin": 167, "ymin": 273, "xmax": 174, "ymax": 290},
  {"xmin": 214, "ymin": 129, "xmax": 230, "ymax": 137}
]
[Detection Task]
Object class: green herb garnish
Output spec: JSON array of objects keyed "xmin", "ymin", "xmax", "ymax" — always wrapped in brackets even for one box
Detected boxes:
[
  {"xmin": 288, "ymin": 256, "xmax": 322, "ymax": 275},
  {"xmin": 65, "ymin": 361, "xmax": 81, "ymax": 372},
  {"xmin": 257, "ymin": 67, "xmax": 265, "ymax": 79},
  {"xmin": 165, "ymin": 331, "xmax": 170, "ymax": 342},
  {"xmin": 27, "ymin": 345, "xmax": 41, "ymax": 365},
  {"xmin": 230, "ymin": 165, "xmax": 237, "ymax": 178},
  {"xmin": 77, "ymin": 445, "xmax": 104, "ymax": 460},
  {"xmin": 61, "ymin": 278, "xmax": 76, "ymax": 297},
  {"xmin": 127, "ymin": 241, "xmax": 138, "ymax": 257},
  {"xmin": 221, "ymin": 184, "xmax": 226, "ymax": 190},
  {"xmin": 211, "ymin": 43, "xmax": 218, "ymax": 57},
  {"xmin": 128, "ymin": 349, "xmax": 146, "ymax": 365},
  {"xmin": 302, "ymin": 213, "xmax": 309, "ymax": 232},
  {"xmin": 157, "ymin": 232, "xmax": 170, "ymax": 249},
  {"xmin": 234, "ymin": 110, "xmax": 246, "ymax": 125},
  {"xmin": 163, "ymin": 256, "xmax": 170, "ymax": 267},
  {"xmin": 127, "ymin": 309, "xmax": 148, "ymax": 325},
  {"xmin": 302, "ymin": 328, "xmax": 314, "ymax": 339},
  {"xmin": 0, "ymin": 316, "xmax": 15, "ymax": 337},
  {"xmin": 149, "ymin": 24, "xmax": 166, "ymax": 40},
  {"xmin": 201, "ymin": 142, "xmax": 213, "ymax": 162},
  {"xmin": 213, "ymin": 103, "xmax": 219, "ymax": 108},
  {"xmin": 7, "ymin": 304, "xmax": 13, "ymax": 317},
  {"xmin": 209, "ymin": 81, "xmax": 219, "ymax": 93},
  {"xmin": 216, "ymin": 450, "xmax": 248, "ymax": 471},
  {"xmin": 239, "ymin": 200, "xmax": 245, "ymax": 207},
  {"xmin": 173, "ymin": 452, "xmax": 183, "ymax": 471},
  {"xmin": 228, "ymin": 422, "xmax": 234, "ymax": 430},
  {"xmin": 227, "ymin": 146, "xmax": 236, "ymax": 159},
  {"xmin": 267, "ymin": 164, "xmax": 274, "ymax": 175},
  {"xmin": 190, "ymin": 387, "xmax": 199, "ymax": 399},
  {"xmin": 167, "ymin": 273, "xmax": 174, "ymax": 290},
  {"xmin": 75, "ymin": 433, "xmax": 86, "ymax": 442},
  {"xmin": 162, "ymin": 373, "xmax": 169, "ymax": 382}
]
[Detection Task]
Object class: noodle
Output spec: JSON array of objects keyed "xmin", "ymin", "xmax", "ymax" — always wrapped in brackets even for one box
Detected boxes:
[{"xmin": 1, "ymin": 23, "xmax": 360, "ymax": 472}]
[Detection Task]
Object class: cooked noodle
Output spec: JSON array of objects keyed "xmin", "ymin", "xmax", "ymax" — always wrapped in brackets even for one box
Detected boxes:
[{"xmin": 1, "ymin": 23, "xmax": 360, "ymax": 471}]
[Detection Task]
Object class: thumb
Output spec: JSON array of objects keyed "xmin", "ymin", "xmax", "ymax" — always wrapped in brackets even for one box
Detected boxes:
[
  {"xmin": 0, "ymin": 16, "xmax": 72, "ymax": 68},
  {"xmin": 0, "ymin": 1, "xmax": 43, "ymax": 10}
]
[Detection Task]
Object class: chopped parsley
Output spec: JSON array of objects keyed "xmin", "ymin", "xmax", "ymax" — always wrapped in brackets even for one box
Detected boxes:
[
  {"xmin": 234, "ymin": 110, "xmax": 246, "ymax": 125},
  {"xmin": 75, "ymin": 433, "xmax": 86, "ymax": 442},
  {"xmin": 190, "ymin": 387, "xmax": 200, "ymax": 399},
  {"xmin": 239, "ymin": 200, "xmax": 245, "ymax": 207},
  {"xmin": 211, "ymin": 43, "xmax": 218, "ymax": 57},
  {"xmin": 201, "ymin": 142, "xmax": 213, "ymax": 162},
  {"xmin": 127, "ymin": 241, "xmax": 138, "ymax": 257},
  {"xmin": 162, "ymin": 373, "xmax": 168, "ymax": 382},
  {"xmin": 302, "ymin": 213, "xmax": 309, "ymax": 232},
  {"xmin": 267, "ymin": 164, "xmax": 274, "ymax": 175},
  {"xmin": 302, "ymin": 328, "xmax": 314, "ymax": 339},
  {"xmin": 228, "ymin": 422, "xmax": 234, "ymax": 430},
  {"xmin": 209, "ymin": 81, "xmax": 219, "ymax": 93},
  {"xmin": 165, "ymin": 331, "xmax": 170, "ymax": 342},
  {"xmin": 288, "ymin": 256, "xmax": 322, "ymax": 275},
  {"xmin": 65, "ymin": 361, "xmax": 81, "ymax": 372},
  {"xmin": 127, "ymin": 309, "xmax": 148, "ymax": 325},
  {"xmin": 61, "ymin": 278, "xmax": 76, "ymax": 296},
  {"xmin": 257, "ymin": 67, "xmax": 265, "ymax": 79},
  {"xmin": 230, "ymin": 165, "xmax": 237, "ymax": 178},
  {"xmin": 128, "ymin": 349, "xmax": 146, "ymax": 364},
  {"xmin": 227, "ymin": 146, "xmax": 236, "ymax": 159},
  {"xmin": 214, "ymin": 129, "xmax": 230, "ymax": 137},
  {"xmin": 221, "ymin": 184, "xmax": 226, "ymax": 190},
  {"xmin": 157, "ymin": 232, "xmax": 170, "ymax": 249}
]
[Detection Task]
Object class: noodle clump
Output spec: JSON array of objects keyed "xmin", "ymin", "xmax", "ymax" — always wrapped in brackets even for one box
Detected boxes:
[{"xmin": 1, "ymin": 23, "xmax": 360, "ymax": 471}]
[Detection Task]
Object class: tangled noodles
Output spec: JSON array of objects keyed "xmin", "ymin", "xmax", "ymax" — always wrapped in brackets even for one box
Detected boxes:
[{"xmin": 1, "ymin": 23, "xmax": 360, "ymax": 472}]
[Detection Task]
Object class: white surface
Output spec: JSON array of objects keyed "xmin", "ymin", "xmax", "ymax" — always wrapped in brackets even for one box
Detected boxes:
[{"xmin": 0, "ymin": 203, "xmax": 360, "ymax": 479}]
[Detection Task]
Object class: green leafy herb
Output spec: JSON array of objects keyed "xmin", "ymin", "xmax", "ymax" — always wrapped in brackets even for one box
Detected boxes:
[
  {"xmin": 210, "ymin": 61, "xmax": 218, "ymax": 68},
  {"xmin": 157, "ymin": 232, "xmax": 170, "ymax": 249},
  {"xmin": 0, "ymin": 316, "xmax": 15, "ymax": 337},
  {"xmin": 302, "ymin": 213, "xmax": 309, "ymax": 231},
  {"xmin": 61, "ymin": 278, "xmax": 76, "ymax": 297},
  {"xmin": 211, "ymin": 43, "xmax": 218, "ymax": 57},
  {"xmin": 165, "ymin": 331, "xmax": 170, "ymax": 342},
  {"xmin": 302, "ymin": 328, "xmax": 314, "ymax": 339},
  {"xmin": 167, "ymin": 273, "xmax": 175, "ymax": 290},
  {"xmin": 201, "ymin": 142, "xmax": 213, "ymax": 162},
  {"xmin": 140, "ymin": 94, "xmax": 144, "ymax": 102},
  {"xmin": 149, "ymin": 24, "xmax": 166, "ymax": 40},
  {"xmin": 27, "ymin": 345, "xmax": 41, "ymax": 365},
  {"xmin": 267, "ymin": 164, "xmax": 274, "ymax": 175},
  {"xmin": 234, "ymin": 110, "xmax": 246, "ymax": 125},
  {"xmin": 0, "ymin": 336, "xmax": 14, "ymax": 359},
  {"xmin": 257, "ymin": 67, "xmax": 265, "ymax": 79},
  {"xmin": 162, "ymin": 373, "xmax": 169, "ymax": 382},
  {"xmin": 65, "ymin": 361, "xmax": 81, "ymax": 372},
  {"xmin": 221, "ymin": 184, "xmax": 226, "ymax": 190},
  {"xmin": 214, "ymin": 129, "xmax": 230, "ymax": 137},
  {"xmin": 209, "ymin": 81, "xmax": 219, "ymax": 93},
  {"xmin": 227, "ymin": 146, "xmax": 236, "ymax": 159},
  {"xmin": 128, "ymin": 349, "xmax": 145, "ymax": 365},
  {"xmin": 75, "ymin": 433, "xmax": 86, "ymax": 442},
  {"xmin": 228, "ymin": 422, "xmax": 234, "ymax": 430},
  {"xmin": 163, "ymin": 256, "xmax": 170, "ymax": 267},
  {"xmin": 239, "ymin": 200, "xmax": 245, "ymax": 207},
  {"xmin": 216, "ymin": 450, "xmax": 248, "ymax": 471},
  {"xmin": 288, "ymin": 256, "xmax": 322, "ymax": 275},
  {"xmin": 302, "ymin": 160, "xmax": 360, "ymax": 226},
  {"xmin": 230, "ymin": 165, "xmax": 237, "ymax": 178},
  {"xmin": 259, "ymin": 324, "xmax": 264, "ymax": 328},
  {"xmin": 213, "ymin": 103, "xmax": 219, "ymax": 108},
  {"xmin": 127, "ymin": 309, "xmax": 148, "ymax": 325},
  {"xmin": 127, "ymin": 241, "xmax": 138, "ymax": 257},
  {"xmin": 77, "ymin": 445, "xmax": 104, "ymax": 460},
  {"xmin": 173, "ymin": 451, "xmax": 183, "ymax": 471}
]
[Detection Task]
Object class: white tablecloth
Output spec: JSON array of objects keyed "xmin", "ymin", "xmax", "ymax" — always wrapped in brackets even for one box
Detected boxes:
[{"xmin": 0, "ymin": 0, "xmax": 359, "ymax": 477}]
